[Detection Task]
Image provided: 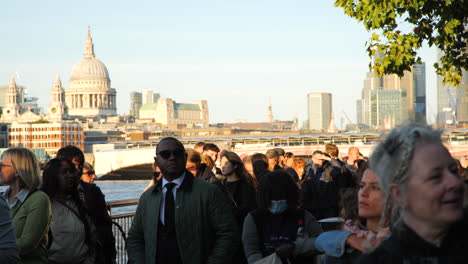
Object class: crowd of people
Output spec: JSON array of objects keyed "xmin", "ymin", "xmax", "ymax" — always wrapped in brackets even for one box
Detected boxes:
[
  {"xmin": 1, "ymin": 122, "xmax": 468, "ymax": 263},
  {"xmin": 0, "ymin": 146, "xmax": 115, "ymax": 264}
]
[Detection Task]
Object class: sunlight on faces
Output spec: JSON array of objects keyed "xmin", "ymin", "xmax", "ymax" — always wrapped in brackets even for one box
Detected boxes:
[
  {"xmin": 220, "ymin": 156, "xmax": 236, "ymax": 176},
  {"xmin": 267, "ymin": 158, "xmax": 278, "ymax": 171},
  {"xmin": 348, "ymin": 147, "xmax": 360, "ymax": 161},
  {"xmin": 358, "ymin": 169, "xmax": 384, "ymax": 219},
  {"xmin": 204, "ymin": 150, "xmax": 218, "ymax": 163},
  {"xmin": 0, "ymin": 155, "xmax": 16, "ymax": 185},
  {"xmin": 311, "ymin": 154, "xmax": 324, "ymax": 167},
  {"xmin": 403, "ymin": 143, "xmax": 464, "ymax": 227},
  {"xmin": 81, "ymin": 167, "xmax": 96, "ymax": 184},
  {"xmin": 284, "ymin": 157, "xmax": 295, "ymax": 168},
  {"xmin": 296, "ymin": 167, "xmax": 305, "ymax": 178},
  {"xmin": 186, "ymin": 161, "xmax": 198, "ymax": 176},
  {"xmin": 244, "ymin": 162, "xmax": 253, "ymax": 176},
  {"xmin": 71, "ymin": 158, "xmax": 83, "ymax": 173}
]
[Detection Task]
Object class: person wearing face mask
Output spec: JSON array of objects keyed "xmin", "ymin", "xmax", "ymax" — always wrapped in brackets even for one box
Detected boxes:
[{"xmin": 242, "ymin": 170, "xmax": 322, "ymax": 264}]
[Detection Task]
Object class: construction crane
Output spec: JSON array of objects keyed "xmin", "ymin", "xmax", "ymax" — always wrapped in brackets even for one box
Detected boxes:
[{"xmin": 342, "ymin": 110, "xmax": 359, "ymax": 132}]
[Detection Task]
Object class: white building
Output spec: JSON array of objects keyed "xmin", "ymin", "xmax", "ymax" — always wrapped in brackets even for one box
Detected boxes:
[
  {"xmin": 66, "ymin": 27, "xmax": 117, "ymax": 118},
  {"xmin": 139, "ymin": 98, "xmax": 209, "ymax": 128},
  {"xmin": 307, "ymin": 93, "xmax": 332, "ymax": 131}
]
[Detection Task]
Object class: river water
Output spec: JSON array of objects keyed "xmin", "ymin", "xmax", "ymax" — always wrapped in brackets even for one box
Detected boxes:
[
  {"xmin": 0, "ymin": 180, "xmax": 150, "ymax": 215},
  {"xmin": 95, "ymin": 180, "xmax": 150, "ymax": 215}
]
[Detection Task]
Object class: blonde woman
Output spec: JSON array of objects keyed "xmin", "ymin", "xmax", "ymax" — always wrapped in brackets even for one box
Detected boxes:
[{"xmin": 0, "ymin": 148, "xmax": 51, "ymax": 264}]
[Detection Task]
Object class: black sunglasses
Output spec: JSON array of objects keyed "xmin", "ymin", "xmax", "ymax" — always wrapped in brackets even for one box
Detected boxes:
[
  {"xmin": 157, "ymin": 149, "xmax": 185, "ymax": 159},
  {"xmin": 83, "ymin": 171, "xmax": 95, "ymax": 176}
]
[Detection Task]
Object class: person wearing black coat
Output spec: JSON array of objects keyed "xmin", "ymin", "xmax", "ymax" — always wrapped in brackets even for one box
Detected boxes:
[
  {"xmin": 359, "ymin": 211, "xmax": 468, "ymax": 264},
  {"xmin": 216, "ymin": 151, "xmax": 256, "ymax": 264},
  {"xmin": 301, "ymin": 151, "xmax": 342, "ymax": 220},
  {"xmin": 359, "ymin": 124, "xmax": 468, "ymax": 264}
]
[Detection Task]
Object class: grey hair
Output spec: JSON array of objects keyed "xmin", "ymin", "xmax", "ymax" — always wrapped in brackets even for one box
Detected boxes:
[{"xmin": 369, "ymin": 122, "xmax": 443, "ymax": 230}]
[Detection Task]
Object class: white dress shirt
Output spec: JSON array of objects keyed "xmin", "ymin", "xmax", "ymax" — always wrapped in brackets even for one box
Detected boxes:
[{"xmin": 159, "ymin": 173, "xmax": 186, "ymax": 224}]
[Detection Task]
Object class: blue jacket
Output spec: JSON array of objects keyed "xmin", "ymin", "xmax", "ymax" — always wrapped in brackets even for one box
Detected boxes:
[
  {"xmin": 0, "ymin": 195, "xmax": 19, "ymax": 263},
  {"xmin": 315, "ymin": 230, "xmax": 361, "ymax": 264}
]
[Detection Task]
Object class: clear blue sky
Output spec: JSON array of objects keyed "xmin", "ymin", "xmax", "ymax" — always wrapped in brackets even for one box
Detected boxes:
[{"xmin": 0, "ymin": 0, "xmax": 437, "ymax": 126}]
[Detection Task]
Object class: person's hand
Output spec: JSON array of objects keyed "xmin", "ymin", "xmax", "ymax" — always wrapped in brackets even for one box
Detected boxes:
[
  {"xmin": 372, "ymin": 227, "xmax": 390, "ymax": 246},
  {"xmin": 317, "ymin": 153, "xmax": 331, "ymax": 161},
  {"xmin": 275, "ymin": 243, "xmax": 295, "ymax": 258}
]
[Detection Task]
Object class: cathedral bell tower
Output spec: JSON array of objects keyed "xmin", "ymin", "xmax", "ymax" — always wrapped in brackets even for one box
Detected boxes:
[
  {"xmin": 48, "ymin": 73, "xmax": 68, "ymax": 121},
  {"xmin": 2, "ymin": 73, "xmax": 20, "ymax": 121}
]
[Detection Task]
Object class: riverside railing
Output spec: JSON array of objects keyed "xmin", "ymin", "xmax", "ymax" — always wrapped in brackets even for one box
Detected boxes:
[{"xmin": 107, "ymin": 198, "xmax": 139, "ymax": 264}]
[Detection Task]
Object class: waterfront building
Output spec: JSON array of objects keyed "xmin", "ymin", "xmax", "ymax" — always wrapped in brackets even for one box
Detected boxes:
[
  {"xmin": 307, "ymin": 92, "xmax": 332, "ymax": 131},
  {"xmin": 139, "ymin": 98, "xmax": 209, "ymax": 128},
  {"xmin": 130, "ymin": 91, "xmax": 142, "ymax": 119},
  {"xmin": 66, "ymin": 27, "xmax": 117, "ymax": 118},
  {"xmin": 8, "ymin": 121, "xmax": 84, "ymax": 156}
]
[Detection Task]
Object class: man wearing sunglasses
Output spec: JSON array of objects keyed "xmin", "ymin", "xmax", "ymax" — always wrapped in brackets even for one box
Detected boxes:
[{"xmin": 127, "ymin": 137, "xmax": 240, "ymax": 264}]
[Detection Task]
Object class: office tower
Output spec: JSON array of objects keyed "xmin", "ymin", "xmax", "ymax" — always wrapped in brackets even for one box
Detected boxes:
[
  {"xmin": 437, "ymin": 48, "xmax": 468, "ymax": 126},
  {"xmin": 413, "ymin": 63, "xmax": 427, "ymax": 124},
  {"xmin": 357, "ymin": 61, "xmax": 425, "ymax": 128},
  {"xmin": 356, "ymin": 99, "xmax": 362, "ymax": 124},
  {"xmin": 130, "ymin": 91, "xmax": 142, "ymax": 118},
  {"xmin": 142, "ymin": 89, "xmax": 160, "ymax": 104},
  {"xmin": 307, "ymin": 93, "xmax": 332, "ymax": 131}
]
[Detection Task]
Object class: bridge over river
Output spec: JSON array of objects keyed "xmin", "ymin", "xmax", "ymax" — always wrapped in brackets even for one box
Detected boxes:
[{"xmin": 93, "ymin": 142, "xmax": 468, "ymax": 177}]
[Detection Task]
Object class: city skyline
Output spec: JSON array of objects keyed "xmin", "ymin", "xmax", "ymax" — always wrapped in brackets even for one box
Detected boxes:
[{"xmin": 0, "ymin": 1, "xmax": 438, "ymax": 126}]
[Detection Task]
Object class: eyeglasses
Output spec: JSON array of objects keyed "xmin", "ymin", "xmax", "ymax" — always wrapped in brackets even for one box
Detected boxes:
[
  {"xmin": 82, "ymin": 171, "xmax": 95, "ymax": 176},
  {"xmin": 157, "ymin": 149, "xmax": 185, "ymax": 159}
]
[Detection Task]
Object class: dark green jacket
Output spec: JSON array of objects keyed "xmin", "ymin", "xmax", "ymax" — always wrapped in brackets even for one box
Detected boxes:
[
  {"xmin": 10, "ymin": 190, "xmax": 51, "ymax": 264},
  {"xmin": 127, "ymin": 171, "xmax": 240, "ymax": 264}
]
